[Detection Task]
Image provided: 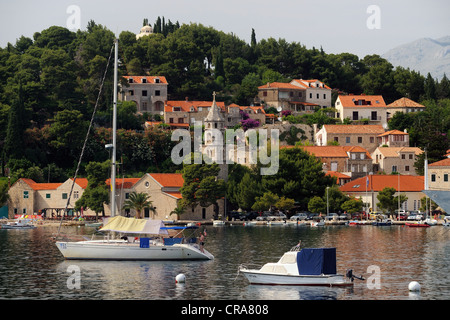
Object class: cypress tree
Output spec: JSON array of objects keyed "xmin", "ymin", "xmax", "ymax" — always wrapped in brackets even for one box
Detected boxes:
[{"xmin": 4, "ymin": 83, "xmax": 26, "ymax": 162}]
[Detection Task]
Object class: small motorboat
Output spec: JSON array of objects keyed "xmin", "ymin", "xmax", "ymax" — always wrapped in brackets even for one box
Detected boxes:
[
  {"xmin": 268, "ymin": 220, "xmax": 287, "ymax": 226},
  {"xmin": 405, "ymin": 222, "xmax": 430, "ymax": 228},
  {"xmin": 349, "ymin": 220, "xmax": 368, "ymax": 226},
  {"xmin": 239, "ymin": 243, "xmax": 362, "ymax": 287},
  {"xmin": 372, "ymin": 219, "xmax": 392, "ymax": 226},
  {"xmin": 1, "ymin": 218, "xmax": 36, "ymax": 230},
  {"xmin": 310, "ymin": 220, "xmax": 325, "ymax": 227},
  {"xmin": 213, "ymin": 220, "xmax": 225, "ymax": 226}
]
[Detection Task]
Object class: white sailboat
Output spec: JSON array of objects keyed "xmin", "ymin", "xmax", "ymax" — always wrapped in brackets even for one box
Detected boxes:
[{"xmin": 55, "ymin": 39, "xmax": 213, "ymax": 261}]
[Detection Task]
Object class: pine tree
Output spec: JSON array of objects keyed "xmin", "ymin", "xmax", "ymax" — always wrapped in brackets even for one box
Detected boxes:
[{"xmin": 437, "ymin": 73, "xmax": 450, "ymax": 99}]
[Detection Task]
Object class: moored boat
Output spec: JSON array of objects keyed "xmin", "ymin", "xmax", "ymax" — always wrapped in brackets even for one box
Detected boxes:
[
  {"xmin": 1, "ymin": 218, "xmax": 36, "ymax": 230},
  {"xmin": 405, "ymin": 222, "xmax": 430, "ymax": 228},
  {"xmin": 55, "ymin": 216, "xmax": 214, "ymax": 261},
  {"xmin": 239, "ymin": 243, "xmax": 360, "ymax": 286}
]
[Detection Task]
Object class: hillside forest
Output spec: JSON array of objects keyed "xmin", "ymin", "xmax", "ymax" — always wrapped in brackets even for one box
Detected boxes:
[{"xmin": 0, "ymin": 18, "xmax": 449, "ymax": 208}]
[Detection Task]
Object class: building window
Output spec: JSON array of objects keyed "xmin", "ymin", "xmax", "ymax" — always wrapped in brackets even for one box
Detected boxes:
[
  {"xmin": 358, "ymin": 137, "xmax": 362, "ymax": 143},
  {"xmin": 202, "ymin": 208, "xmax": 206, "ymax": 219},
  {"xmin": 334, "ymin": 137, "xmax": 338, "ymax": 143},
  {"xmin": 155, "ymin": 90, "xmax": 160, "ymax": 96},
  {"xmin": 401, "ymin": 154, "xmax": 405, "ymax": 159},
  {"xmin": 142, "ymin": 78, "xmax": 147, "ymax": 83},
  {"xmin": 142, "ymin": 90, "xmax": 147, "ymax": 96},
  {"xmin": 445, "ymin": 174, "xmax": 448, "ymax": 182},
  {"xmin": 352, "ymin": 111, "xmax": 359, "ymax": 121},
  {"xmin": 392, "ymin": 166, "xmax": 398, "ymax": 173},
  {"xmin": 169, "ymin": 118, "xmax": 174, "ymax": 123},
  {"xmin": 316, "ymin": 93, "xmax": 319, "ymax": 99},
  {"xmin": 23, "ymin": 208, "xmax": 27, "ymax": 214},
  {"xmin": 346, "ymin": 137, "xmax": 350, "ymax": 143},
  {"xmin": 128, "ymin": 78, "xmax": 134, "ymax": 83},
  {"xmin": 405, "ymin": 166, "xmax": 410, "ymax": 171},
  {"xmin": 431, "ymin": 174, "xmax": 436, "ymax": 182},
  {"xmin": 23, "ymin": 191, "xmax": 29, "ymax": 199},
  {"xmin": 46, "ymin": 193, "xmax": 51, "ymax": 199},
  {"xmin": 323, "ymin": 94, "xmax": 326, "ymax": 99},
  {"xmin": 142, "ymin": 101, "xmax": 148, "ymax": 111},
  {"xmin": 370, "ymin": 137, "xmax": 374, "ymax": 143},
  {"xmin": 409, "ymin": 154, "xmax": 413, "ymax": 159},
  {"xmin": 74, "ymin": 191, "xmax": 79, "ymax": 199},
  {"xmin": 128, "ymin": 90, "xmax": 134, "ymax": 96},
  {"xmin": 155, "ymin": 78, "xmax": 160, "ymax": 83},
  {"xmin": 62, "ymin": 193, "xmax": 68, "ymax": 199},
  {"xmin": 178, "ymin": 118, "xmax": 184, "ymax": 124}
]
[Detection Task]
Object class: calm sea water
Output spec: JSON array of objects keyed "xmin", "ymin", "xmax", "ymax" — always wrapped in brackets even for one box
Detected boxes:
[{"xmin": 1, "ymin": 223, "xmax": 450, "ymax": 301}]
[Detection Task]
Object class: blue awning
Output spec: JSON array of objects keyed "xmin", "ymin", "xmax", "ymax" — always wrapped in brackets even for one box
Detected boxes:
[{"xmin": 297, "ymin": 248, "xmax": 337, "ymax": 275}]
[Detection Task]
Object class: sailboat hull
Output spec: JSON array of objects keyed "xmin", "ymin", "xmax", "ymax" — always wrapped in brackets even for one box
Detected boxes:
[{"xmin": 56, "ymin": 240, "xmax": 214, "ymax": 261}]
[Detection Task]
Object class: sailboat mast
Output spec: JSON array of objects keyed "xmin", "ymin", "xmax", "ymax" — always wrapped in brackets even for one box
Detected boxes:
[{"xmin": 111, "ymin": 39, "xmax": 118, "ymax": 217}]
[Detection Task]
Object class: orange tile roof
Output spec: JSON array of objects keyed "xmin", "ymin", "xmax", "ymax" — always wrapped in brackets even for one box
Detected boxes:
[
  {"xmin": 291, "ymin": 79, "xmax": 332, "ymax": 90},
  {"xmin": 163, "ymin": 191, "xmax": 183, "ymax": 199},
  {"xmin": 21, "ymin": 179, "xmax": 62, "ymax": 190},
  {"xmin": 378, "ymin": 129, "xmax": 408, "ymax": 137},
  {"xmin": 342, "ymin": 146, "xmax": 372, "ymax": 159},
  {"xmin": 258, "ymin": 82, "xmax": 304, "ymax": 90},
  {"xmin": 149, "ymin": 173, "xmax": 184, "ymax": 188},
  {"xmin": 338, "ymin": 95, "xmax": 386, "ymax": 108},
  {"xmin": 376, "ymin": 147, "xmax": 423, "ymax": 158},
  {"xmin": 340, "ymin": 175, "xmax": 425, "ymax": 192},
  {"xmin": 72, "ymin": 178, "xmax": 89, "ymax": 189},
  {"xmin": 387, "ymin": 97, "xmax": 425, "ymax": 108},
  {"xmin": 323, "ymin": 124, "xmax": 385, "ymax": 134},
  {"xmin": 105, "ymin": 178, "xmax": 140, "ymax": 189},
  {"xmin": 123, "ymin": 76, "xmax": 168, "ymax": 84},
  {"xmin": 165, "ymin": 100, "xmax": 226, "ymax": 113},
  {"xmin": 281, "ymin": 145, "xmax": 349, "ymax": 158},
  {"xmin": 429, "ymin": 158, "xmax": 450, "ymax": 167}
]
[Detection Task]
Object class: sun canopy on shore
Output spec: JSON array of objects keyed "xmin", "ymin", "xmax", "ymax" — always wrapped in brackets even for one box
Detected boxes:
[{"xmin": 99, "ymin": 216, "xmax": 169, "ymax": 235}]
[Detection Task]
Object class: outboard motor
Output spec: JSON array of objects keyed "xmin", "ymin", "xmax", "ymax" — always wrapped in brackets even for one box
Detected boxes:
[{"xmin": 346, "ymin": 269, "xmax": 365, "ymax": 282}]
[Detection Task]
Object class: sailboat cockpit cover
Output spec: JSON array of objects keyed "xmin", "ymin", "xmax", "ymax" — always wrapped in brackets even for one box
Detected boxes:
[
  {"xmin": 99, "ymin": 216, "xmax": 169, "ymax": 235},
  {"xmin": 297, "ymin": 248, "xmax": 337, "ymax": 275}
]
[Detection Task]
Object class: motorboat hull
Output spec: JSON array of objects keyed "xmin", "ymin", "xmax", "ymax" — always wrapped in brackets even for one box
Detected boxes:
[
  {"xmin": 239, "ymin": 268, "xmax": 353, "ymax": 287},
  {"xmin": 2, "ymin": 225, "xmax": 36, "ymax": 229},
  {"xmin": 55, "ymin": 240, "xmax": 214, "ymax": 261}
]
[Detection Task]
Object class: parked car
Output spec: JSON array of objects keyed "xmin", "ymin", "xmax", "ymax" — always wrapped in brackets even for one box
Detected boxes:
[
  {"xmin": 256, "ymin": 211, "xmax": 271, "ymax": 221},
  {"xmin": 228, "ymin": 211, "xmax": 247, "ymax": 221},
  {"xmin": 290, "ymin": 212, "xmax": 308, "ymax": 221},
  {"xmin": 339, "ymin": 213, "xmax": 349, "ymax": 220},
  {"xmin": 268, "ymin": 211, "xmax": 287, "ymax": 221},
  {"xmin": 407, "ymin": 211, "xmax": 423, "ymax": 221},
  {"xmin": 325, "ymin": 213, "xmax": 339, "ymax": 221},
  {"xmin": 306, "ymin": 212, "xmax": 320, "ymax": 220},
  {"xmin": 244, "ymin": 211, "xmax": 259, "ymax": 221}
]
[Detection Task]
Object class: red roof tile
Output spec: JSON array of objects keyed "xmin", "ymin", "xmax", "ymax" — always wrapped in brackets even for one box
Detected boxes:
[
  {"xmin": 323, "ymin": 124, "xmax": 385, "ymax": 134},
  {"xmin": 165, "ymin": 100, "xmax": 226, "ymax": 113},
  {"xmin": 338, "ymin": 95, "xmax": 386, "ymax": 108},
  {"xmin": 149, "ymin": 173, "xmax": 184, "ymax": 188},
  {"xmin": 258, "ymin": 82, "xmax": 304, "ymax": 90},
  {"xmin": 429, "ymin": 158, "xmax": 450, "ymax": 167},
  {"xmin": 123, "ymin": 76, "xmax": 168, "ymax": 84},
  {"xmin": 21, "ymin": 179, "xmax": 62, "ymax": 190},
  {"xmin": 340, "ymin": 175, "xmax": 424, "ymax": 192}
]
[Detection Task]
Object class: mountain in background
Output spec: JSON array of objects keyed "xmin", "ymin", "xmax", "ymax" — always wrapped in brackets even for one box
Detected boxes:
[{"xmin": 382, "ymin": 36, "xmax": 450, "ymax": 80}]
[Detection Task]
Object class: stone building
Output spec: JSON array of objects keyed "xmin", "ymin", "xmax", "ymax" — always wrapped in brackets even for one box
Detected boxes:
[
  {"xmin": 119, "ymin": 76, "xmax": 168, "ymax": 114},
  {"xmin": 428, "ymin": 158, "xmax": 450, "ymax": 191},
  {"xmin": 372, "ymin": 147, "xmax": 423, "ymax": 175},
  {"xmin": 335, "ymin": 95, "xmax": 388, "ymax": 128},
  {"xmin": 315, "ymin": 124, "xmax": 385, "ymax": 153}
]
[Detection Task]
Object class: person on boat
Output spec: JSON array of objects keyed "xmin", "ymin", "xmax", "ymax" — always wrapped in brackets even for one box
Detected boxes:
[{"xmin": 199, "ymin": 231, "xmax": 206, "ymax": 253}]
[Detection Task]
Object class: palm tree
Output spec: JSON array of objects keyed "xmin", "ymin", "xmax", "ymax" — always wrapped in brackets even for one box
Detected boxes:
[
  {"xmin": 122, "ymin": 192, "xmax": 154, "ymax": 219},
  {"xmin": 170, "ymin": 203, "xmax": 185, "ymax": 220}
]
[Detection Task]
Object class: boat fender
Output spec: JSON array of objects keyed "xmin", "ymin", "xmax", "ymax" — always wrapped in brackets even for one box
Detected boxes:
[{"xmin": 176, "ymin": 274, "xmax": 186, "ymax": 284}]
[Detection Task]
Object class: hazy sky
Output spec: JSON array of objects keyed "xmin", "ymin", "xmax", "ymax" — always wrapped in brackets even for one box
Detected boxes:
[{"xmin": 1, "ymin": 0, "xmax": 449, "ymax": 58}]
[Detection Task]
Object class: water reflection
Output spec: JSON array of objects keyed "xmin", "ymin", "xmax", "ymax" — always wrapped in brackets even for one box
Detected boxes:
[{"xmin": 1, "ymin": 224, "xmax": 450, "ymax": 300}]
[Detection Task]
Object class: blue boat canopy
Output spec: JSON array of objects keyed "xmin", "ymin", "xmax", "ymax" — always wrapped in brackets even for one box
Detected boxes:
[
  {"xmin": 161, "ymin": 226, "xmax": 199, "ymax": 230},
  {"xmin": 297, "ymin": 248, "xmax": 337, "ymax": 275}
]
